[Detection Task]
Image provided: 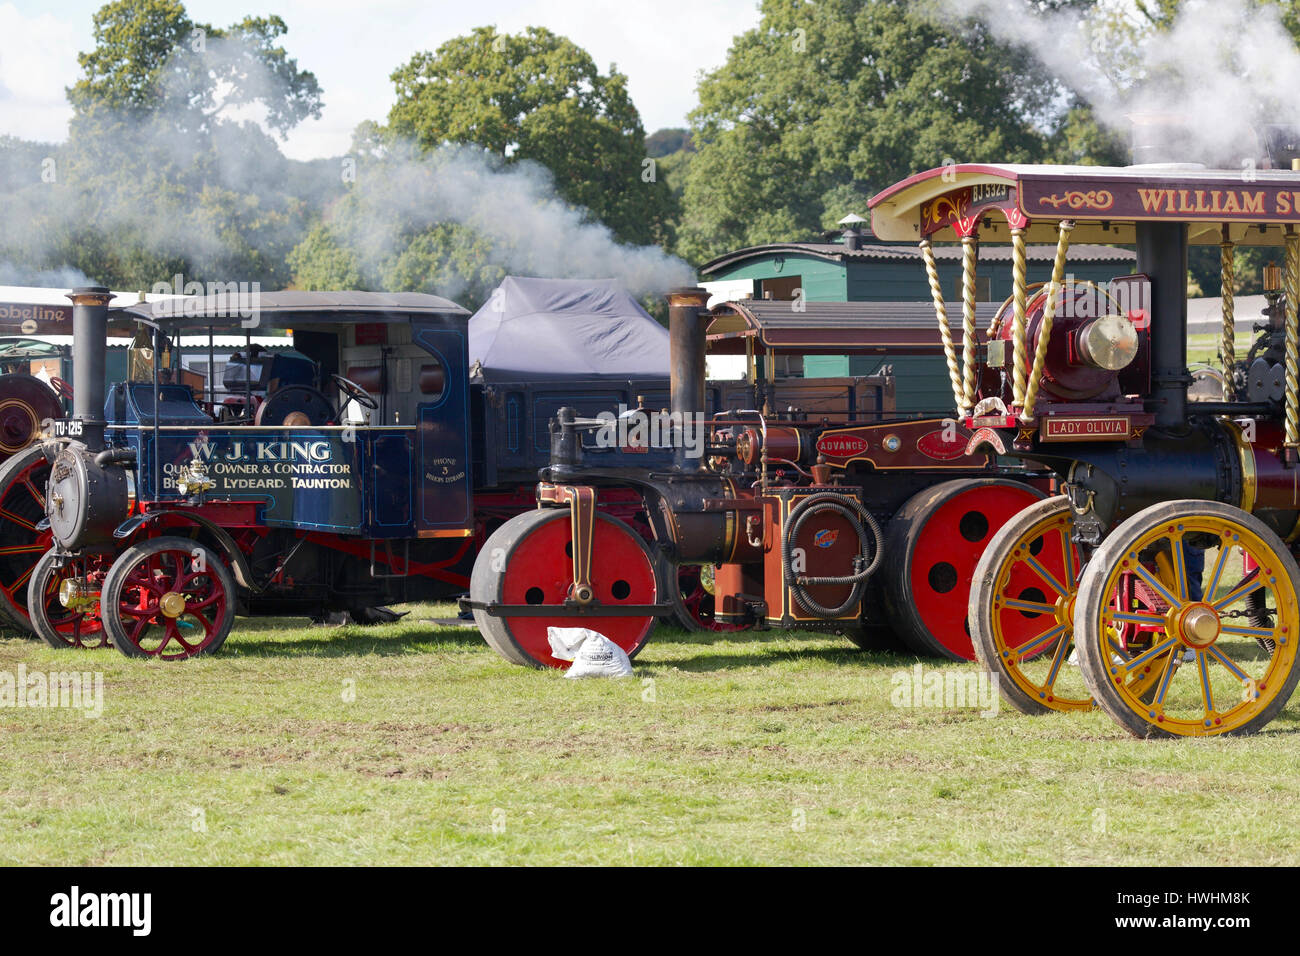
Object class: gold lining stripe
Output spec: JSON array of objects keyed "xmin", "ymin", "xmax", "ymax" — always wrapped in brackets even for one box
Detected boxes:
[{"xmin": 1225, "ymin": 420, "xmax": 1256, "ymax": 513}]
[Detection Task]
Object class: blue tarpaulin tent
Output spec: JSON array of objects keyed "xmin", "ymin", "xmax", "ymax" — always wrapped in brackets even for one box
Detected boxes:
[{"xmin": 468, "ymin": 277, "xmax": 668, "ymax": 382}]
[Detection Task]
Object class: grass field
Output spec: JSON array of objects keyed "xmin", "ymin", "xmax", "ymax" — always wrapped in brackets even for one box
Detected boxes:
[
  {"xmin": 2, "ymin": 605, "xmax": 1299, "ymax": 866},
  {"xmin": 1187, "ymin": 332, "xmax": 1248, "ymax": 366}
]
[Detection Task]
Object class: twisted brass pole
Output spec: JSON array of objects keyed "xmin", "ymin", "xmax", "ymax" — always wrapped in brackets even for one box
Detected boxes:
[
  {"xmin": 919, "ymin": 238, "xmax": 965, "ymax": 414},
  {"xmin": 1285, "ymin": 229, "xmax": 1299, "ymax": 456},
  {"xmin": 960, "ymin": 235, "xmax": 978, "ymax": 414},
  {"xmin": 1010, "ymin": 226, "xmax": 1028, "ymax": 409},
  {"xmin": 1021, "ymin": 220, "xmax": 1075, "ymax": 422},
  {"xmin": 1221, "ymin": 226, "xmax": 1235, "ymax": 401}
]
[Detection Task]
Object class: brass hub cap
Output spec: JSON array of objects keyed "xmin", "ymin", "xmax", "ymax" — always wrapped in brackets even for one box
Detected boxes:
[
  {"xmin": 1055, "ymin": 593, "xmax": 1075, "ymax": 626},
  {"xmin": 1177, "ymin": 602, "xmax": 1221, "ymax": 649},
  {"xmin": 159, "ymin": 591, "xmax": 187, "ymax": 619}
]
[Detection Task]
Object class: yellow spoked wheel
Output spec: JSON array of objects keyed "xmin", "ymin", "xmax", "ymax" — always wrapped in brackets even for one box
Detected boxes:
[
  {"xmin": 969, "ymin": 496, "xmax": 1094, "ymax": 714},
  {"xmin": 1074, "ymin": 500, "xmax": 1300, "ymax": 738}
]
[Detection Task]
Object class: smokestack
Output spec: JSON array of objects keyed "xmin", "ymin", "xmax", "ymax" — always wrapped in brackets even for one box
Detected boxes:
[
  {"xmin": 668, "ymin": 287, "xmax": 709, "ymax": 472},
  {"xmin": 65, "ymin": 286, "xmax": 111, "ymax": 448},
  {"xmin": 1135, "ymin": 223, "xmax": 1189, "ymax": 428}
]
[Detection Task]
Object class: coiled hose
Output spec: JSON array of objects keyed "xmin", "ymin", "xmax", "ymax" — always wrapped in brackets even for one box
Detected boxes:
[{"xmin": 782, "ymin": 492, "xmax": 883, "ymax": 618}]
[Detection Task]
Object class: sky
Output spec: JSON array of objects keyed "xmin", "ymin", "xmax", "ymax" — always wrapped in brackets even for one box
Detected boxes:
[{"xmin": 0, "ymin": 0, "xmax": 763, "ymax": 160}]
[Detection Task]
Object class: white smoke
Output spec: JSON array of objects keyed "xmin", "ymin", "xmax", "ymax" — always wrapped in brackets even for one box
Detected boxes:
[
  {"xmin": 0, "ymin": 32, "xmax": 691, "ymax": 304},
  {"xmin": 938, "ymin": 0, "xmax": 1300, "ymax": 166},
  {"xmin": 318, "ymin": 141, "xmax": 692, "ymax": 301},
  {"xmin": 0, "ymin": 261, "xmax": 93, "ymax": 287}
]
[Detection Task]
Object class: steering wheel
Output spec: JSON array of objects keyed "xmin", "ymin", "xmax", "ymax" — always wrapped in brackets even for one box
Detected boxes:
[
  {"xmin": 50, "ymin": 377, "xmax": 73, "ymax": 403},
  {"xmin": 331, "ymin": 373, "xmax": 378, "ymax": 410}
]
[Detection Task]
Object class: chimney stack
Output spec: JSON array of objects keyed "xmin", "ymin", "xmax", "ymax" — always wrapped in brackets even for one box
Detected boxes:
[
  {"xmin": 667, "ymin": 287, "xmax": 709, "ymax": 472},
  {"xmin": 65, "ymin": 286, "xmax": 112, "ymax": 448}
]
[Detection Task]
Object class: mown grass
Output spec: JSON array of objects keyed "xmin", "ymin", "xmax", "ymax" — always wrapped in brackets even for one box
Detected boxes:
[
  {"xmin": 1187, "ymin": 332, "xmax": 1250, "ymax": 366},
  {"xmin": 1, "ymin": 604, "xmax": 1298, "ymax": 866}
]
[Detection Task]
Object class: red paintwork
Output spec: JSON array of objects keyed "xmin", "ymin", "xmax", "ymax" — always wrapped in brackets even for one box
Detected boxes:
[
  {"xmin": 304, "ymin": 531, "xmax": 474, "ymax": 589},
  {"xmin": 499, "ymin": 513, "xmax": 657, "ymax": 668},
  {"xmin": 816, "ymin": 434, "xmax": 869, "ymax": 458},
  {"xmin": 33, "ymin": 557, "xmax": 106, "ymax": 648},
  {"xmin": 912, "ymin": 482, "xmax": 1044, "ymax": 659},
  {"xmin": 916, "ymin": 429, "xmax": 971, "ymax": 461},
  {"xmin": 676, "ymin": 565, "xmax": 747, "ymax": 632},
  {"xmin": 113, "ymin": 546, "xmax": 228, "ymax": 659}
]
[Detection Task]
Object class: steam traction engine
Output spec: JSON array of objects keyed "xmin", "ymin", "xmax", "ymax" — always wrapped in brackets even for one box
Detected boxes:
[
  {"xmin": 28, "ymin": 289, "xmax": 477, "ymax": 658},
  {"xmin": 867, "ymin": 161, "xmax": 1300, "ymax": 737},
  {"xmin": 464, "ymin": 289, "xmax": 1049, "ymax": 668}
]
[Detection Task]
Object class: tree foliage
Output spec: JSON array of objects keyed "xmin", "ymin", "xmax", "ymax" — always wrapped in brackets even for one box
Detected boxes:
[
  {"xmin": 68, "ymin": 0, "xmax": 321, "ymax": 137},
  {"xmin": 1, "ymin": 0, "xmax": 324, "ymax": 291},
  {"xmin": 387, "ymin": 26, "xmax": 677, "ymax": 248},
  {"xmin": 677, "ymin": 0, "xmax": 1072, "ymax": 262}
]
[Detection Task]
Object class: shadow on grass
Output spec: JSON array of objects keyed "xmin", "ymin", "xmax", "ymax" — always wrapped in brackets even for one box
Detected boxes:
[
  {"xmin": 641, "ymin": 626, "xmax": 921, "ymax": 672},
  {"xmin": 226, "ymin": 615, "xmax": 486, "ymax": 658}
]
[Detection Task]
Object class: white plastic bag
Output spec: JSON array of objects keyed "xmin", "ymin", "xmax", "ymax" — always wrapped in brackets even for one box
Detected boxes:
[{"xmin": 547, "ymin": 626, "xmax": 633, "ymax": 679}]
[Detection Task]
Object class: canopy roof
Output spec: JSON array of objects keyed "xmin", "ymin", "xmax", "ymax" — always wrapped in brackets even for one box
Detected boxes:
[
  {"xmin": 699, "ymin": 239, "xmax": 1133, "ymax": 276},
  {"xmin": 468, "ymin": 276, "xmax": 668, "ymax": 381},
  {"xmin": 113, "ymin": 290, "xmax": 468, "ymax": 332},
  {"xmin": 869, "ymin": 163, "xmax": 1300, "ymax": 246},
  {"xmin": 706, "ymin": 299, "xmax": 998, "ymax": 355}
]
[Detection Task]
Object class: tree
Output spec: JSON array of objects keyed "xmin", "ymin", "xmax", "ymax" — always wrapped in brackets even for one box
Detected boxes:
[
  {"xmin": 0, "ymin": 0, "xmax": 325, "ymax": 291},
  {"xmin": 387, "ymin": 26, "xmax": 676, "ymax": 248},
  {"xmin": 677, "ymin": 0, "xmax": 1068, "ymax": 263},
  {"xmin": 646, "ymin": 128, "xmax": 693, "ymax": 158},
  {"xmin": 67, "ymin": 0, "xmax": 322, "ymax": 137}
]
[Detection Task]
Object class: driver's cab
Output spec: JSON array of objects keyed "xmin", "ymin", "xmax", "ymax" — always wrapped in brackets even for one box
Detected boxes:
[
  {"xmin": 218, "ymin": 345, "xmax": 335, "ymax": 426},
  {"xmin": 332, "ymin": 321, "xmax": 445, "ymax": 427}
]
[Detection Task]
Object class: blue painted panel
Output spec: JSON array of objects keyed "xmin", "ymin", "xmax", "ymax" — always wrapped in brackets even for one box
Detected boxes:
[
  {"xmin": 414, "ymin": 323, "xmax": 473, "ymax": 533},
  {"xmin": 372, "ymin": 433, "xmax": 413, "ymax": 529},
  {"xmin": 126, "ymin": 426, "xmax": 366, "ymax": 533}
]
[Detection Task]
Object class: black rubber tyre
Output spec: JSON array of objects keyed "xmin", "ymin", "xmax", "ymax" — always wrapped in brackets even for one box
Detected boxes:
[
  {"xmin": 102, "ymin": 537, "xmax": 237, "ymax": 660},
  {"xmin": 883, "ymin": 478, "xmax": 1045, "ymax": 661},
  {"xmin": 1074, "ymin": 500, "xmax": 1300, "ymax": 738},
  {"xmin": 27, "ymin": 550, "xmax": 110, "ymax": 649}
]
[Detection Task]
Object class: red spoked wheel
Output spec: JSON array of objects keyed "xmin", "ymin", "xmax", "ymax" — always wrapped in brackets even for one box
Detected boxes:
[
  {"xmin": 101, "ymin": 537, "xmax": 236, "ymax": 660},
  {"xmin": 884, "ymin": 478, "xmax": 1046, "ymax": 661},
  {"xmin": 672, "ymin": 564, "xmax": 747, "ymax": 633},
  {"xmin": 27, "ymin": 550, "xmax": 109, "ymax": 649},
  {"xmin": 0, "ymin": 445, "xmax": 55, "ymax": 632},
  {"xmin": 470, "ymin": 509, "xmax": 658, "ymax": 668}
]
